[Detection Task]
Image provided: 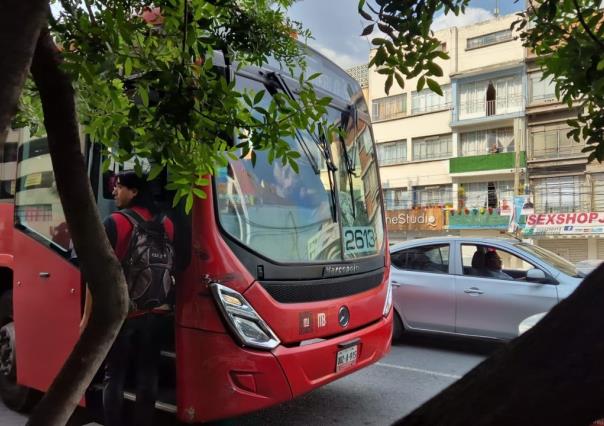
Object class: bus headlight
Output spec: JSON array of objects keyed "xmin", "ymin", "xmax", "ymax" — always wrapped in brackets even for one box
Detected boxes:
[
  {"xmin": 382, "ymin": 280, "xmax": 393, "ymax": 317},
  {"xmin": 210, "ymin": 283, "xmax": 280, "ymax": 350}
]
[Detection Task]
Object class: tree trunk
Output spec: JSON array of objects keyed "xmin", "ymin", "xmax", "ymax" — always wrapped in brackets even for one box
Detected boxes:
[
  {"xmin": 27, "ymin": 29, "xmax": 129, "ymax": 426},
  {"xmin": 0, "ymin": 0, "xmax": 48, "ymax": 132},
  {"xmin": 396, "ymin": 264, "xmax": 604, "ymax": 426}
]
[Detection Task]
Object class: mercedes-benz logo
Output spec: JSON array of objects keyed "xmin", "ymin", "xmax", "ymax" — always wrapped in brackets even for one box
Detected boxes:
[{"xmin": 338, "ymin": 306, "xmax": 350, "ymax": 328}]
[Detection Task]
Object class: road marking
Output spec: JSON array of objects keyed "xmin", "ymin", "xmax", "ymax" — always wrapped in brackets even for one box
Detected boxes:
[{"xmin": 376, "ymin": 362, "xmax": 462, "ymax": 380}]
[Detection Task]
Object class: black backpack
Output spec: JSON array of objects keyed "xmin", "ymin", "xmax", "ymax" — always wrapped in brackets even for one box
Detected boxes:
[{"xmin": 119, "ymin": 209, "xmax": 175, "ymax": 311}]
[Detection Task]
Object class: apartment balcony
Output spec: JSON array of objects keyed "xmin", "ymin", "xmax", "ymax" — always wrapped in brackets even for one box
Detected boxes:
[
  {"xmin": 450, "ymin": 151, "xmax": 526, "ymax": 177},
  {"xmin": 451, "ymin": 96, "xmax": 524, "ymax": 127}
]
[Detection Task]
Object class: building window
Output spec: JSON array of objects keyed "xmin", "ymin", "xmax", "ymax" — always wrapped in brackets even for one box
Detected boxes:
[
  {"xmin": 530, "ymin": 124, "xmax": 583, "ymax": 160},
  {"xmin": 459, "ymin": 181, "xmax": 514, "ymax": 209},
  {"xmin": 467, "ymin": 29, "xmax": 513, "ymax": 49},
  {"xmin": 529, "ymin": 72, "xmax": 556, "ymax": 104},
  {"xmin": 384, "ymin": 188, "xmax": 411, "ymax": 210},
  {"xmin": 377, "ymin": 140, "xmax": 407, "ymax": 165},
  {"xmin": 593, "ymin": 174, "xmax": 604, "ymax": 211},
  {"xmin": 534, "ymin": 176, "xmax": 588, "ymax": 213},
  {"xmin": 412, "ymin": 135, "xmax": 452, "ymax": 161},
  {"xmin": 372, "ymin": 94, "xmax": 406, "ymax": 121},
  {"xmin": 459, "ymin": 127, "xmax": 514, "ymax": 157},
  {"xmin": 414, "ymin": 185, "xmax": 453, "ymax": 208},
  {"xmin": 458, "ymin": 76, "xmax": 522, "ymax": 120},
  {"xmin": 411, "ymin": 85, "xmax": 451, "ymax": 114}
]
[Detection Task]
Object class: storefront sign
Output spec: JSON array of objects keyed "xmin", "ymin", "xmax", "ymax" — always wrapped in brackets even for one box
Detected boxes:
[
  {"xmin": 448, "ymin": 209, "xmax": 510, "ymax": 230},
  {"xmin": 523, "ymin": 212, "xmax": 604, "ymax": 236},
  {"xmin": 385, "ymin": 208, "xmax": 444, "ymax": 232}
]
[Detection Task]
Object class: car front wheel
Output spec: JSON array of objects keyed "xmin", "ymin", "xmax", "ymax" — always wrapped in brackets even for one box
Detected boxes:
[{"xmin": 392, "ymin": 310, "xmax": 405, "ymax": 341}]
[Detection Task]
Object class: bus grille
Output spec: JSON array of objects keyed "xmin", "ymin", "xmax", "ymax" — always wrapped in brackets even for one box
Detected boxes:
[{"xmin": 260, "ymin": 269, "xmax": 384, "ymax": 303}]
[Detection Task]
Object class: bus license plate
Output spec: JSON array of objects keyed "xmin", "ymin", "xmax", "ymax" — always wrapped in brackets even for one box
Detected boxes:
[{"xmin": 336, "ymin": 345, "xmax": 358, "ymax": 372}]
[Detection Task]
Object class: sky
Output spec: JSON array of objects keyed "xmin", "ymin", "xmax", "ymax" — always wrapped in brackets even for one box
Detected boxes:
[{"xmin": 287, "ymin": 0, "xmax": 525, "ymax": 70}]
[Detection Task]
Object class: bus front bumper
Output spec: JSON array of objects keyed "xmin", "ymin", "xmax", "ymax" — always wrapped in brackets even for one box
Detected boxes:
[{"xmin": 175, "ymin": 311, "xmax": 392, "ymax": 423}]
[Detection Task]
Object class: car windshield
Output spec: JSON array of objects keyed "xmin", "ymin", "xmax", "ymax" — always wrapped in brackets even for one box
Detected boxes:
[
  {"xmin": 215, "ymin": 74, "xmax": 384, "ymax": 262},
  {"xmin": 515, "ymin": 242, "xmax": 583, "ymax": 278}
]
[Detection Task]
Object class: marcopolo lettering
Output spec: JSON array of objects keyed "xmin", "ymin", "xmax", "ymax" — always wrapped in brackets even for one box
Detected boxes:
[{"xmin": 323, "ymin": 264, "xmax": 360, "ymax": 277}]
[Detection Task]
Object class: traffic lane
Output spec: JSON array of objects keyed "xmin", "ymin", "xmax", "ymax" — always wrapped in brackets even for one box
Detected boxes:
[
  {"xmin": 219, "ymin": 335, "xmax": 497, "ymax": 426},
  {"xmin": 387, "ymin": 333, "xmax": 502, "ymax": 377},
  {"xmin": 0, "ymin": 335, "xmax": 499, "ymax": 426}
]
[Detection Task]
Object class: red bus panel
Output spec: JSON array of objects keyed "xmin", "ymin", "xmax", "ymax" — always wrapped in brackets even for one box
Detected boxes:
[{"xmin": 12, "ymin": 231, "xmax": 81, "ymax": 392}]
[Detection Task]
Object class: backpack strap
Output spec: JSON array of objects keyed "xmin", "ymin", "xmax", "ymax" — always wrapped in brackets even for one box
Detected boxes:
[{"xmin": 117, "ymin": 208, "xmax": 147, "ymax": 226}]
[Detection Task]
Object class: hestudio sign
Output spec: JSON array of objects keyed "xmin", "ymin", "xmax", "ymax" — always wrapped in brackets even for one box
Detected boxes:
[{"xmin": 385, "ymin": 208, "xmax": 444, "ymax": 231}]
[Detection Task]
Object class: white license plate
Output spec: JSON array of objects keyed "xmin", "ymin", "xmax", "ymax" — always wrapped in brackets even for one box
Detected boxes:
[{"xmin": 336, "ymin": 345, "xmax": 358, "ymax": 372}]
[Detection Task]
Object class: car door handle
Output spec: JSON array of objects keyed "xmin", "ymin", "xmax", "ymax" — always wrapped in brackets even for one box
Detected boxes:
[
  {"xmin": 39, "ymin": 272, "xmax": 51, "ymax": 278},
  {"xmin": 464, "ymin": 287, "xmax": 483, "ymax": 295},
  {"xmin": 391, "ymin": 280, "xmax": 401, "ymax": 287}
]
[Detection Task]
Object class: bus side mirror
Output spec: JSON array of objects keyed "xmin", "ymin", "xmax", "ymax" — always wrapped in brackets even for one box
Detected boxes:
[{"xmin": 102, "ymin": 171, "xmax": 116, "ymax": 199}]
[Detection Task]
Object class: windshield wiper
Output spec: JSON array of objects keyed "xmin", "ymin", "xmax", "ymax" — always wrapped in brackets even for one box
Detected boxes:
[
  {"xmin": 266, "ymin": 71, "xmax": 339, "ymax": 223},
  {"xmin": 339, "ymin": 107, "xmax": 358, "ymax": 220}
]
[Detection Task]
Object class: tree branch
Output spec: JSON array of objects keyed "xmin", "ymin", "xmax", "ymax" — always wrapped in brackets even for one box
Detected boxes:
[
  {"xmin": 572, "ymin": 0, "xmax": 604, "ymax": 49},
  {"xmin": 0, "ymin": 0, "xmax": 49, "ymax": 131},
  {"xmin": 27, "ymin": 28, "xmax": 129, "ymax": 426}
]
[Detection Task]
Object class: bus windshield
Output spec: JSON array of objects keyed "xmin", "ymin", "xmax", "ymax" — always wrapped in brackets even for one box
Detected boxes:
[{"xmin": 215, "ymin": 74, "xmax": 384, "ymax": 263}]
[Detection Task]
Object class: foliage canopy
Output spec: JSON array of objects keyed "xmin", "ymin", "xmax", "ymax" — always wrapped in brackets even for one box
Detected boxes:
[{"xmin": 16, "ymin": 0, "xmax": 336, "ymax": 211}]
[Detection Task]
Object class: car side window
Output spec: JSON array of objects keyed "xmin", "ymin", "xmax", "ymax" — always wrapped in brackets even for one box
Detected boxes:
[
  {"xmin": 462, "ymin": 244, "xmax": 543, "ymax": 281},
  {"xmin": 391, "ymin": 244, "xmax": 449, "ymax": 274}
]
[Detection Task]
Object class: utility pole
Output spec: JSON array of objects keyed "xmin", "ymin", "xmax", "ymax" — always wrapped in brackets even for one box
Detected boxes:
[{"xmin": 512, "ymin": 117, "xmax": 526, "ymax": 239}]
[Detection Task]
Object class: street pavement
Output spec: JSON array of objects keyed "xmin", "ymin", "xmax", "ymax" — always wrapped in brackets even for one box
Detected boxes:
[{"xmin": 0, "ymin": 334, "xmax": 497, "ymax": 425}]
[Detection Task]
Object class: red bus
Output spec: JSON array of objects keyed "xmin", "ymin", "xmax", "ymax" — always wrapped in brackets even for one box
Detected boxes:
[{"xmin": 0, "ymin": 48, "xmax": 392, "ymax": 423}]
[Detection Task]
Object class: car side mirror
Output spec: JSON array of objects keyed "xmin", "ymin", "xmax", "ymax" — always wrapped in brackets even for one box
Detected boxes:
[
  {"xmin": 102, "ymin": 171, "xmax": 116, "ymax": 199},
  {"xmin": 526, "ymin": 268, "xmax": 547, "ymax": 283}
]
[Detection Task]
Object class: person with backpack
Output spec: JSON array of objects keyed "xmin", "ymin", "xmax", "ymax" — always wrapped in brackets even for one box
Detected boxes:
[{"xmin": 101, "ymin": 170, "xmax": 175, "ymax": 426}]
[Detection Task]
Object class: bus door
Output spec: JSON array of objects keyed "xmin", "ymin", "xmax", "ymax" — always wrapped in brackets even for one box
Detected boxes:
[{"xmin": 12, "ymin": 136, "xmax": 81, "ymax": 392}]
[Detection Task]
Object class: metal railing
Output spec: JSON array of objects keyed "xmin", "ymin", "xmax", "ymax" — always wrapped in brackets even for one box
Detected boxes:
[{"xmin": 458, "ymin": 96, "xmax": 523, "ymax": 120}]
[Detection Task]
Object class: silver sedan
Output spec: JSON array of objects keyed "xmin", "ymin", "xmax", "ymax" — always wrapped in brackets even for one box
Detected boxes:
[{"xmin": 389, "ymin": 237, "xmax": 583, "ymax": 341}]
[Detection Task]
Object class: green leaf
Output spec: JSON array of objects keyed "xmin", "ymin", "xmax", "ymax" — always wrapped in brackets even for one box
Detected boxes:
[
  {"xmin": 253, "ymin": 90, "xmax": 265, "ymax": 105},
  {"xmin": 124, "ymin": 57, "xmax": 132, "ymax": 77},
  {"xmin": 427, "ymin": 62, "xmax": 443, "ymax": 77},
  {"xmin": 394, "ymin": 73, "xmax": 405, "ymax": 90},
  {"xmin": 148, "ymin": 163, "xmax": 163, "ymax": 180},
  {"xmin": 385, "ymin": 74, "xmax": 393, "ymax": 95},
  {"xmin": 417, "ymin": 76, "xmax": 426, "ymax": 91},
  {"xmin": 185, "ymin": 193, "xmax": 194, "ymax": 213},
  {"xmin": 192, "ymin": 188, "xmax": 207, "ymax": 199},
  {"xmin": 361, "ymin": 24, "xmax": 374, "ymax": 36},
  {"xmin": 426, "ymin": 78, "xmax": 443, "ymax": 96},
  {"xmin": 138, "ymin": 86, "xmax": 149, "ymax": 108},
  {"xmin": 289, "ymin": 158, "xmax": 299, "ymax": 173}
]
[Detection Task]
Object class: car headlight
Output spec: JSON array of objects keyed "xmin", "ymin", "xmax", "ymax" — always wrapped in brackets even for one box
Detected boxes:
[
  {"xmin": 382, "ymin": 280, "xmax": 393, "ymax": 317},
  {"xmin": 210, "ymin": 283, "xmax": 280, "ymax": 350}
]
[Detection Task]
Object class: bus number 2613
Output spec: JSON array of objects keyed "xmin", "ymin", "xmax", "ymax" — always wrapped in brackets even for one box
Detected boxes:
[{"xmin": 344, "ymin": 227, "xmax": 376, "ymax": 254}]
